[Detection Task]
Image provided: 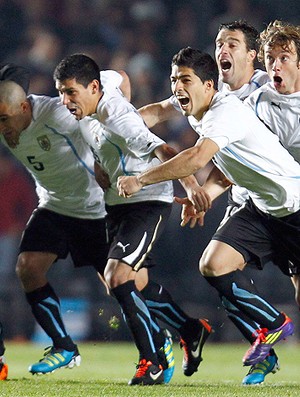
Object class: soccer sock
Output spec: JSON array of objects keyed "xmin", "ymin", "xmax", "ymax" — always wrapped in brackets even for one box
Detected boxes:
[
  {"xmin": 222, "ymin": 297, "xmax": 279, "ymax": 359},
  {"xmin": 221, "ymin": 295, "xmax": 260, "ymax": 343},
  {"xmin": 112, "ymin": 280, "xmax": 159, "ymax": 365},
  {"xmin": 204, "ymin": 270, "xmax": 285, "ymax": 330},
  {"xmin": 141, "ymin": 280, "xmax": 200, "ymax": 339},
  {"xmin": 26, "ymin": 283, "xmax": 76, "ymax": 351}
]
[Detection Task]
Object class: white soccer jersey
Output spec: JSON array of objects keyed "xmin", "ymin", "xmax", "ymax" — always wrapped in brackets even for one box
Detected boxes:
[
  {"xmin": 100, "ymin": 70, "xmax": 123, "ymax": 96},
  {"xmin": 168, "ymin": 70, "xmax": 271, "ymax": 206},
  {"xmin": 79, "ymin": 90, "xmax": 174, "ymax": 206},
  {"xmin": 219, "ymin": 69, "xmax": 270, "ymax": 205},
  {"xmin": 188, "ymin": 92, "xmax": 300, "ymax": 217},
  {"xmin": 218, "ymin": 69, "xmax": 270, "ymax": 101},
  {"xmin": 0, "ymin": 95, "xmax": 106, "ymax": 219},
  {"xmin": 245, "ymin": 82, "xmax": 300, "ymax": 163}
]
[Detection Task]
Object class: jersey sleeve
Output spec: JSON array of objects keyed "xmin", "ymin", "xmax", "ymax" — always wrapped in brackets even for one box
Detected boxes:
[
  {"xmin": 201, "ymin": 97, "xmax": 248, "ymax": 149},
  {"xmin": 100, "ymin": 95, "xmax": 165, "ymax": 157},
  {"xmin": 100, "ymin": 70, "xmax": 123, "ymax": 96}
]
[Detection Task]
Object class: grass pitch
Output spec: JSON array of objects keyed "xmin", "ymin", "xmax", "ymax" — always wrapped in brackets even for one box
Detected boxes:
[{"xmin": 1, "ymin": 341, "xmax": 300, "ymax": 397}]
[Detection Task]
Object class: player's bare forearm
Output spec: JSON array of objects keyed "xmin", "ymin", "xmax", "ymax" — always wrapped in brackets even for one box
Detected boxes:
[
  {"xmin": 138, "ymin": 99, "xmax": 176, "ymax": 128},
  {"xmin": 153, "ymin": 144, "xmax": 210, "ymax": 211},
  {"xmin": 202, "ymin": 164, "xmax": 233, "ymax": 201},
  {"xmin": 138, "ymin": 139, "xmax": 218, "ymax": 187},
  {"xmin": 179, "ymin": 175, "xmax": 212, "ymax": 213}
]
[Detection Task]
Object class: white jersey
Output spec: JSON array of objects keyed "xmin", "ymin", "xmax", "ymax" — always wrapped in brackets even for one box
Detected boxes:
[
  {"xmin": 218, "ymin": 69, "xmax": 270, "ymax": 101},
  {"xmin": 168, "ymin": 70, "xmax": 271, "ymax": 207},
  {"xmin": 188, "ymin": 92, "xmax": 300, "ymax": 217},
  {"xmin": 0, "ymin": 95, "xmax": 106, "ymax": 219},
  {"xmin": 100, "ymin": 69, "xmax": 123, "ymax": 96},
  {"xmin": 79, "ymin": 89, "xmax": 173, "ymax": 206},
  {"xmin": 219, "ymin": 69, "xmax": 270, "ymax": 205},
  {"xmin": 246, "ymin": 82, "xmax": 300, "ymax": 163}
]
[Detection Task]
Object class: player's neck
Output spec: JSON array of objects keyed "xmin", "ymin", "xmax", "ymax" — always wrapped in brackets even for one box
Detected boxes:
[{"xmin": 228, "ymin": 68, "xmax": 255, "ymax": 91}]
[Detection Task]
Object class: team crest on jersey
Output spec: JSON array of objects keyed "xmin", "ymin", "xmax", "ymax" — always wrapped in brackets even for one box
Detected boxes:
[{"xmin": 37, "ymin": 135, "xmax": 51, "ymax": 151}]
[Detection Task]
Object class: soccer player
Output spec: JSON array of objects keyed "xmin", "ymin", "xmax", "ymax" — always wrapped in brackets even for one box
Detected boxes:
[
  {"xmin": 0, "ymin": 64, "xmax": 135, "ymax": 373},
  {"xmin": 54, "ymin": 53, "xmax": 212, "ymax": 385},
  {"xmin": 0, "ymin": 66, "xmax": 129, "ymax": 375},
  {"xmin": 117, "ymin": 47, "xmax": 298, "ymax": 375},
  {"xmin": 0, "ymin": 78, "xmax": 102, "ymax": 374},
  {"xmin": 0, "ymin": 65, "xmax": 190, "ymax": 384},
  {"xmin": 241, "ymin": 20, "xmax": 300, "ymax": 382},
  {"xmin": 138, "ymin": 20, "xmax": 280, "ymax": 384},
  {"xmin": 0, "ymin": 63, "xmax": 31, "ymax": 381}
]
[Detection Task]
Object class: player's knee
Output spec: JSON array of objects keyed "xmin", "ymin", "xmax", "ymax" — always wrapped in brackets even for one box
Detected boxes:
[
  {"xmin": 104, "ymin": 260, "xmax": 121, "ymax": 289},
  {"xmin": 199, "ymin": 253, "xmax": 221, "ymax": 277},
  {"xmin": 16, "ymin": 254, "xmax": 29, "ymax": 280},
  {"xmin": 104, "ymin": 259, "xmax": 134, "ymax": 289},
  {"xmin": 16, "ymin": 253, "xmax": 42, "ymax": 282}
]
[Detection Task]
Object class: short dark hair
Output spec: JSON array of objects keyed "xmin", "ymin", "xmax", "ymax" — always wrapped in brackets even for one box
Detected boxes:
[
  {"xmin": 218, "ymin": 20, "xmax": 259, "ymax": 52},
  {"xmin": 53, "ymin": 54, "xmax": 100, "ymax": 88},
  {"xmin": 0, "ymin": 63, "xmax": 30, "ymax": 94},
  {"xmin": 171, "ymin": 47, "xmax": 219, "ymax": 89}
]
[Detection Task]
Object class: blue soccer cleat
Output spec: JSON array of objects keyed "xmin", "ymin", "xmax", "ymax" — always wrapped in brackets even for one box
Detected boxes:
[
  {"xmin": 242, "ymin": 352, "xmax": 280, "ymax": 385},
  {"xmin": 29, "ymin": 346, "xmax": 81, "ymax": 374},
  {"xmin": 161, "ymin": 329, "xmax": 175, "ymax": 384}
]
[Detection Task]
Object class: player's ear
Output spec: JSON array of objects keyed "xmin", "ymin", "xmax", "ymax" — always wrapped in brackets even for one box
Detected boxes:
[
  {"xmin": 205, "ymin": 80, "xmax": 214, "ymax": 92},
  {"xmin": 248, "ymin": 49, "xmax": 256, "ymax": 63},
  {"xmin": 91, "ymin": 79, "xmax": 100, "ymax": 93},
  {"xmin": 21, "ymin": 100, "xmax": 30, "ymax": 113}
]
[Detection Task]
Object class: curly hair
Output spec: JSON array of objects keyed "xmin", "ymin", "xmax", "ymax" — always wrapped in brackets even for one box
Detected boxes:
[{"xmin": 258, "ymin": 20, "xmax": 300, "ymax": 64}]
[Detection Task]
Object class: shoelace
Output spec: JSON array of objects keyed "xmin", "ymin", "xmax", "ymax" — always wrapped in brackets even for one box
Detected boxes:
[
  {"xmin": 254, "ymin": 328, "xmax": 268, "ymax": 344},
  {"xmin": 39, "ymin": 346, "xmax": 57, "ymax": 362},
  {"xmin": 134, "ymin": 360, "xmax": 149, "ymax": 377}
]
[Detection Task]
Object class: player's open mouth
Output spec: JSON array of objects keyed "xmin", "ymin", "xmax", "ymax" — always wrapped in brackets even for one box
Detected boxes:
[
  {"xmin": 68, "ymin": 107, "xmax": 77, "ymax": 115},
  {"xmin": 177, "ymin": 96, "xmax": 190, "ymax": 108},
  {"xmin": 273, "ymin": 76, "xmax": 282, "ymax": 84},
  {"xmin": 220, "ymin": 59, "xmax": 231, "ymax": 71}
]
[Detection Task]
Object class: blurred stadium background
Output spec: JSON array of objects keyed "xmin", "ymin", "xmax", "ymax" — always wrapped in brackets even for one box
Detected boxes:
[{"xmin": 1, "ymin": 0, "xmax": 300, "ymax": 345}]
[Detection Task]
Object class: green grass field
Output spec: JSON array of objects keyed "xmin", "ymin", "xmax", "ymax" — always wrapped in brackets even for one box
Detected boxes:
[{"xmin": 1, "ymin": 341, "xmax": 300, "ymax": 397}]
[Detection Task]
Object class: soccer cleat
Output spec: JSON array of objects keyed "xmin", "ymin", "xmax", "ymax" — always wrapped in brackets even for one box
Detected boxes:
[
  {"xmin": 28, "ymin": 346, "xmax": 81, "ymax": 374},
  {"xmin": 243, "ymin": 313, "xmax": 294, "ymax": 366},
  {"xmin": 242, "ymin": 353, "xmax": 280, "ymax": 385},
  {"xmin": 180, "ymin": 318, "xmax": 213, "ymax": 376},
  {"xmin": 158, "ymin": 329, "xmax": 175, "ymax": 384},
  {"xmin": 0, "ymin": 356, "xmax": 8, "ymax": 380},
  {"xmin": 128, "ymin": 359, "xmax": 164, "ymax": 386}
]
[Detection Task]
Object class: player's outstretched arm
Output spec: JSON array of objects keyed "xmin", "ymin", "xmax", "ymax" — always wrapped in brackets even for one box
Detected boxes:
[{"xmin": 138, "ymin": 99, "xmax": 177, "ymax": 128}]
